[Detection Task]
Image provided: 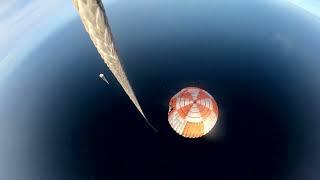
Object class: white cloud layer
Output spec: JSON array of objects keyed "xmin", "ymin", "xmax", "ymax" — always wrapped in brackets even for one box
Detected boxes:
[
  {"xmin": 0, "ymin": 0, "xmax": 117, "ymax": 83},
  {"xmin": 287, "ymin": 0, "xmax": 320, "ymax": 19},
  {"xmin": 0, "ymin": 0, "xmax": 75, "ymax": 81}
]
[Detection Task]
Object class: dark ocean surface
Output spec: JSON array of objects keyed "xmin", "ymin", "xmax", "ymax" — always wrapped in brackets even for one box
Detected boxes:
[{"xmin": 1, "ymin": 1, "xmax": 320, "ymax": 180}]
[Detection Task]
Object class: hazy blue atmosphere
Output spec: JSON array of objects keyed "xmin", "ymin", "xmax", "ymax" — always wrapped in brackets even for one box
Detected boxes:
[{"xmin": 0, "ymin": 0, "xmax": 320, "ymax": 180}]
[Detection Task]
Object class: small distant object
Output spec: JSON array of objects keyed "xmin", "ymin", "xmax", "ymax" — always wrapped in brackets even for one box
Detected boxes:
[
  {"xmin": 74, "ymin": 0, "xmax": 154, "ymax": 132},
  {"xmin": 99, "ymin": 73, "xmax": 109, "ymax": 84}
]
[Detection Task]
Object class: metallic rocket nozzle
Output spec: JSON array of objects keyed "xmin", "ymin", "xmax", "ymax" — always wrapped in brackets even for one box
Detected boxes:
[
  {"xmin": 99, "ymin": 73, "xmax": 109, "ymax": 84},
  {"xmin": 73, "ymin": 0, "xmax": 156, "ymax": 131}
]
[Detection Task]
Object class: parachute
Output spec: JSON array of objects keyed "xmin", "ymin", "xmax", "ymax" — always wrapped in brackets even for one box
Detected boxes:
[
  {"xmin": 73, "ymin": 0, "xmax": 156, "ymax": 131},
  {"xmin": 168, "ymin": 87, "xmax": 219, "ymax": 138},
  {"xmin": 99, "ymin": 73, "xmax": 109, "ymax": 84}
]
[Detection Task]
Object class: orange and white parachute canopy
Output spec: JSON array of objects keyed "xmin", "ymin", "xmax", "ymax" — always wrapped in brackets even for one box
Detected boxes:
[{"xmin": 168, "ymin": 87, "xmax": 219, "ymax": 138}]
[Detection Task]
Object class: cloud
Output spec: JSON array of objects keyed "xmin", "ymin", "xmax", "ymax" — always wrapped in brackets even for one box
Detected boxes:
[
  {"xmin": 0, "ymin": 0, "xmax": 31, "ymax": 20},
  {"xmin": 0, "ymin": 0, "xmax": 118, "ymax": 83},
  {"xmin": 287, "ymin": 0, "xmax": 320, "ymax": 19},
  {"xmin": 0, "ymin": 0, "xmax": 119, "ymax": 56},
  {"xmin": 0, "ymin": 1, "xmax": 15, "ymax": 17},
  {"xmin": 0, "ymin": 0, "xmax": 75, "ymax": 80},
  {"xmin": 0, "ymin": 0, "xmax": 74, "ymax": 54}
]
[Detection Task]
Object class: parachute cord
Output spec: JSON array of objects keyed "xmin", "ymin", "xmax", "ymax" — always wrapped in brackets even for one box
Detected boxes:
[{"xmin": 141, "ymin": 114, "xmax": 158, "ymax": 132}]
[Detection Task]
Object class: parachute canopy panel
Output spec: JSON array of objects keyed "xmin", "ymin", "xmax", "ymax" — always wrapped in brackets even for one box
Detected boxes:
[{"xmin": 168, "ymin": 87, "xmax": 219, "ymax": 138}]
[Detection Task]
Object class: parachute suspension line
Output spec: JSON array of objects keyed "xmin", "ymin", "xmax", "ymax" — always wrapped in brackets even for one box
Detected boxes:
[
  {"xmin": 73, "ymin": 0, "xmax": 157, "ymax": 132},
  {"xmin": 141, "ymin": 114, "xmax": 158, "ymax": 132}
]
